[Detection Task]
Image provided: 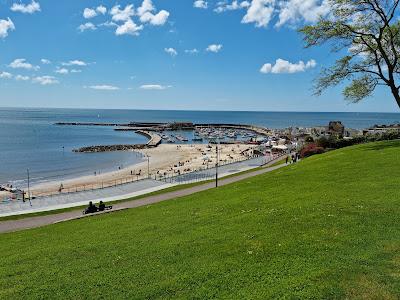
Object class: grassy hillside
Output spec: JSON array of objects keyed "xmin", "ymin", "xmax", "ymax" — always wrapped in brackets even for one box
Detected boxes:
[{"xmin": 1, "ymin": 141, "xmax": 399, "ymax": 299}]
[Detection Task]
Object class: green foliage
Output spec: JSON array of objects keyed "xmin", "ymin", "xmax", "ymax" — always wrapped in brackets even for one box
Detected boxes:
[
  {"xmin": 299, "ymin": 0, "xmax": 400, "ymax": 107},
  {"xmin": 1, "ymin": 141, "xmax": 400, "ymax": 299},
  {"xmin": 343, "ymin": 75, "xmax": 377, "ymax": 102},
  {"xmin": 315, "ymin": 130, "xmax": 400, "ymax": 150},
  {"xmin": 305, "ymin": 135, "xmax": 315, "ymax": 143}
]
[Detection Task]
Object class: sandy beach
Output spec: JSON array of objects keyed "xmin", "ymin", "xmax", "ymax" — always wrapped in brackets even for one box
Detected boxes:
[{"xmin": 25, "ymin": 143, "xmax": 258, "ymax": 197}]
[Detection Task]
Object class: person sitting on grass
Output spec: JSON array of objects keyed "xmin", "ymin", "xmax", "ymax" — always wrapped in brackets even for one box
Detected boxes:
[
  {"xmin": 98, "ymin": 201, "xmax": 106, "ymax": 212},
  {"xmin": 85, "ymin": 201, "xmax": 98, "ymax": 214}
]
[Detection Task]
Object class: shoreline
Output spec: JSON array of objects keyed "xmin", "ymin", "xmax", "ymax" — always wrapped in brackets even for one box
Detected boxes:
[{"xmin": 9, "ymin": 143, "xmax": 258, "ymax": 199}]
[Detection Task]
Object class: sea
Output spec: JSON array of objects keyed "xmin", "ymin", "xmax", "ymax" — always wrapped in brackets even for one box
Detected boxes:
[{"xmin": 0, "ymin": 107, "xmax": 399, "ymax": 187}]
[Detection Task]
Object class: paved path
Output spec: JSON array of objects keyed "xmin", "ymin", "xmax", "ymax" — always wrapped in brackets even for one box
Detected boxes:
[
  {"xmin": 0, "ymin": 162, "xmax": 286, "ymax": 234},
  {"xmin": 0, "ymin": 179, "xmax": 169, "ymax": 217},
  {"xmin": 0, "ymin": 155, "xmax": 269, "ymax": 217}
]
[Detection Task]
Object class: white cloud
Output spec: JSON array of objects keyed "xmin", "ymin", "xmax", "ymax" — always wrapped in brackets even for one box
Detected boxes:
[
  {"xmin": 140, "ymin": 10, "xmax": 169, "ymax": 25},
  {"xmin": 137, "ymin": 0, "xmax": 169, "ymax": 26},
  {"xmin": 70, "ymin": 69, "xmax": 82, "ymax": 73},
  {"xmin": 206, "ymin": 44, "xmax": 223, "ymax": 53},
  {"xmin": 210, "ymin": 0, "xmax": 330, "ymax": 28},
  {"xmin": 41, "ymin": 58, "xmax": 51, "ymax": 64},
  {"xmin": 84, "ymin": 5, "xmax": 107, "ymax": 19},
  {"xmin": 10, "ymin": 0, "xmax": 40, "ymax": 14},
  {"xmin": 214, "ymin": 1, "xmax": 250, "ymax": 13},
  {"xmin": 140, "ymin": 84, "xmax": 172, "ymax": 90},
  {"xmin": 83, "ymin": 8, "xmax": 97, "ymax": 19},
  {"xmin": 110, "ymin": 4, "xmax": 135, "ymax": 22},
  {"xmin": 242, "ymin": 0, "xmax": 275, "ymax": 28},
  {"xmin": 62, "ymin": 60, "xmax": 88, "ymax": 66},
  {"xmin": 194, "ymin": 0, "xmax": 208, "ymax": 9},
  {"xmin": 15, "ymin": 74, "xmax": 29, "ymax": 81},
  {"xmin": 137, "ymin": 0, "xmax": 155, "ymax": 16},
  {"xmin": 99, "ymin": 21, "xmax": 118, "ymax": 27},
  {"xmin": 55, "ymin": 68, "xmax": 69, "ymax": 75},
  {"xmin": 96, "ymin": 5, "xmax": 107, "ymax": 15},
  {"xmin": 164, "ymin": 47, "xmax": 178, "ymax": 57},
  {"xmin": 78, "ymin": 22, "xmax": 96, "ymax": 32},
  {"xmin": 32, "ymin": 75, "xmax": 59, "ymax": 85},
  {"xmin": 276, "ymin": 0, "xmax": 330, "ymax": 27},
  {"xmin": 260, "ymin": 58, "xmax": 316, "ymax": 73},
  {"xmin": 9, "ymin": 58, "xmax": 39, "ymax": 70},
  {"xmin": 115, "ymin": 19, "xmax": 143, "ymax": 36},
  {"xmin": 0, "ymin": 72, "xmax": 13, "ymax": 79},
  {"xmin": 185, "ymin": 48, "xmax": 199, "ymax": 54},
  {"xmin": 88, "ymin": 85, "xmax": 120, "ymax": 90},
  {"xmin": 0, "ymin": 18, "xmax": 15, "ymax": 39}
]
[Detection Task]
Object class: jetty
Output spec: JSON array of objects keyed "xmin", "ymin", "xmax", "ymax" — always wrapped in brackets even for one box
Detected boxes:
[
  {"xmin": 73, "ymin": 130, "xmax": 162, "ymax": 153},
  {"xmin": 135, "ymin": 130, "xmax": 162, "ymax": 147}
]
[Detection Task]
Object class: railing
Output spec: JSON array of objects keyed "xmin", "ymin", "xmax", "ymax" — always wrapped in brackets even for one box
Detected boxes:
[
  {"xmin": 155, "ymin": 152, "xmax": 285, "ymax": 185},
  {"xmin": 0, "ymin": 152, "xmax": 286, "ymax": 204}
]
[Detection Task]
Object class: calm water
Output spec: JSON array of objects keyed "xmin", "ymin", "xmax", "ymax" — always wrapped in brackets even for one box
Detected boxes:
[{"xmin": 0, "ymin": 107, "xmax": 399, "ymax": 187}]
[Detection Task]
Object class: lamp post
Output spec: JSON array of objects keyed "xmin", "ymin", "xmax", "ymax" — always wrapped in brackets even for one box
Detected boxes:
[
  {"xmin": 213, "ymin": 139, "xmax": 220, "ymax": 188},
  {"xmin": 216, "ymin": 143, "xmax": 219, "ymax": 187},
  {"xmin": 147, "ymin": 155, "xmax": 150, "ymax": 179},
  {"xmin": 27, "ymin": 168, "xmax": 32, "ymax": 207}
]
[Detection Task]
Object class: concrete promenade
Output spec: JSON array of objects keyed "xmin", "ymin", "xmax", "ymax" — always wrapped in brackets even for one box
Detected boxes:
[
  {"xmin": 0, "ymin": 161, "xmax": 286, "ymax": 233},
  {"xmin": 0, "ymin": 155, "xmax": 275, "ymax": 218}
]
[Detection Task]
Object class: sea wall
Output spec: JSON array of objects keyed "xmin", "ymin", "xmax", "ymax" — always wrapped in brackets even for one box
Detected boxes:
[{"xmin": 73, "ymin": 144, "xmax": 147, "ymax": 153}]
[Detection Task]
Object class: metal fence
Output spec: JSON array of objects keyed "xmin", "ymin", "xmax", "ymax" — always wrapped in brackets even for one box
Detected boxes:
[
  {"xmin": 155, "ymin": 153, "xmax": 284, "ymax": 185},
  {"xmin": 0, "ymin": 152, "xmax": 285, "ymax": 205}
]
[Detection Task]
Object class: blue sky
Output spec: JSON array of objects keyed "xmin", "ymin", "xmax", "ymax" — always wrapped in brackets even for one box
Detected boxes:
[{"xmin": 0, "ymin": 0, "xmax": 398, "ymax": 112}]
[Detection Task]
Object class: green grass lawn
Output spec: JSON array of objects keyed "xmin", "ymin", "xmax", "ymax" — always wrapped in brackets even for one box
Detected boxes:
[{"xmin": 1, "ymin": 141, "xmax": 399, "ymax": 299}]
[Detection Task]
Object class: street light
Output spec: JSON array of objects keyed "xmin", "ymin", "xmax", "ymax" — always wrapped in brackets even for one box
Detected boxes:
[
  {"xmin": 147, "ymin": 155, "xmax": 150, "ymax": 179},
  {"xmin": 210, "ymin": 138, "xmax": 220, "ymax": 188},
  {"xmin": 216, "ymin": 143, "xmax": 219, "ymax": 187},
  {"xmin": 27, "ymin": 168, "xmax": 32, "ymax": 207}
]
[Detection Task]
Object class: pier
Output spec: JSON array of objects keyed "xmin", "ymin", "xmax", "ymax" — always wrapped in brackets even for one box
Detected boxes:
[{"xmin": 135, "ymin": 130, "xmax": 162, "ymax": 147}]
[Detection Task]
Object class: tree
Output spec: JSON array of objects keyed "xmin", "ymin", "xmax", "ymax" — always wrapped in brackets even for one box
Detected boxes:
[{"xmin": 299, "ymin": 0, "xmax": 400, "ymax": 108}]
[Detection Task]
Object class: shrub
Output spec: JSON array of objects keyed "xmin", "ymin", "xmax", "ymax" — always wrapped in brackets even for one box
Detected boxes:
[
  {"xmin": 316, "ymin": 136, "xmax": 330, "ymax": 148},
  {"xmin": 305, "ymin": 136, "xmax": 314, "ymax": 143},
  {"xmin": 300, "ymin": 143, "xmax": 325, "ymax": 158}
]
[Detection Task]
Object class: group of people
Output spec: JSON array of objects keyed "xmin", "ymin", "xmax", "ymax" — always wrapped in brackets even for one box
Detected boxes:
[
  {"xmin": 84, "ymin": 201, "xmax": 112, "ymax": 214},
  {"xmin": 285, "ymin": 152, "xmax": 300, "ymax": 164}
]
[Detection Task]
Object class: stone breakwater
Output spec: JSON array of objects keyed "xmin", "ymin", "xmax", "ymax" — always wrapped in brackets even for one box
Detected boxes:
[
  {"xmin": 73, "ymin": 144, "xmax": 147, "ymax": 153},
  {"xmin": 73, "ymin": 130, "xmax": 161, "ymax": 153}
]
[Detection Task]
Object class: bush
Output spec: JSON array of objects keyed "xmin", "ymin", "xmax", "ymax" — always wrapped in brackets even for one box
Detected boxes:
[
  {"xmin": 305, "ymin": 136, "xmax": 314, "ymax": 143},
  {"xmin": 300, "ymin": 143, "xmax": 325, "ymax": 158},
  {"xmin": 316, "ymin": 136, "xmax": 330, "ymax": 148}
]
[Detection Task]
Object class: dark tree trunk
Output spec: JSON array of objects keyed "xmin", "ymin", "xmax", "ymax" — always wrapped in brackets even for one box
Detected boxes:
[{"xmin": 390, "ymin": 85, "xmax": 400, "ymax": 109}]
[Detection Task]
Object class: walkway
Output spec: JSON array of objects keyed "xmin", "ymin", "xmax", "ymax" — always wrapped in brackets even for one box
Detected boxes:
[
  {"xmin": 0, "ymin": 179, "xmax": 169, "ymax": 217},
  {"xmin": 0, "ymin": 155, "xmax": 273, "ymax": 217},
  {"xmin": 0, "ymin": 162, "xmax": 287, "ymax": 233}
]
